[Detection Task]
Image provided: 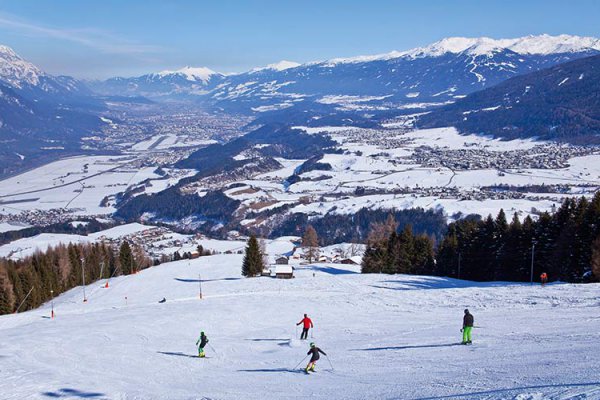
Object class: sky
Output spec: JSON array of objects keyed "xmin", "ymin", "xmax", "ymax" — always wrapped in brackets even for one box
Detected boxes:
[{"xmin": 0, "ymin": 0, "xmax": 599, "ymax": 79}]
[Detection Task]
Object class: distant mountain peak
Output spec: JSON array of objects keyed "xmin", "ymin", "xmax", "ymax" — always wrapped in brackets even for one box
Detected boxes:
[
  {"xmin": 155, "ymin": 66, "xmax": 221, "ymax": 82},
  {"xmin": 251, "ymin": 60, "xmax": 301, "ymax": 73},
  {"xmin": 324, "ymin": 34, "xmax": 600, "ymax": 65},
  {"xmin": 0, "ymin": 45, "xmax": 18, "ymax": 57},
  {"xmin": 0, "ymin": 44, "xmax": 44, "ymax": 88}
]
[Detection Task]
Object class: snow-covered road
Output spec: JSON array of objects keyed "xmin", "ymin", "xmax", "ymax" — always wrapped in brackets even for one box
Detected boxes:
[{"xmin": 1, "ymin": 255, "xmax": 600, "ymax": 399}]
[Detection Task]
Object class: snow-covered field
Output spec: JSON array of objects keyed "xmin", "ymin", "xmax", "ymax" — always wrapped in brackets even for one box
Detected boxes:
[
  {"xmin": 226, "ymin": 126, "xmax": 600, "ymax": 222},
  {"xmin": 0, "ymin": 156, "xmax": 161, "ymax": 216},
  {"xmin": 1, "ymin": 254, "xmax": 600, "ymax": 400},
  {"xmin": 0, "ymin": 222, "xmax": 31, "ymax": 233},
  {"xmin": 2, "ymin": 125, "xmax": 599, "ymax": 229},
  {"xmin": 0, "ymin": 223, "xmax": 298, "ymax": 261},
  {"xmin": 130, "ymin": 134, "xmax": 216, "ymax": 152}
]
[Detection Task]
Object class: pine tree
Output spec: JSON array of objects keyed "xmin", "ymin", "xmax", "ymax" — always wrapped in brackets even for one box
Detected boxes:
[
  {"xmin": 0, "ymin": 282, "xmax": 12, "ymax": 314},
  {"xmin": 591, "ymin": 235, "xmax": 600, "ymax": 282},
  {"xmin": 383, "ymin": 232, "xmax": 399, "ymax": 274},
  {"xmin": 396, "ymin": 225, "xmax": 415, "ymax": 274},
  {"xmin": 302, "ymin": 225, "xmax": 319, "ymax": 263},
  {"xmin": 119, "ymin": 241, "xmax": 136, "ymax": 275},
  {"xmin": 493, "ymin": 209, "xmax": 509, "ymax": 280},
  {"xmin": 242, "ymin": 235, "xmax": 264, "ymax": 277},
  {"xmin": 412, "ymin": 234, "xmax": 435, "ymax": 275},
  {"xmin": 361, "ymin": 245, "xmax": 387, "ymax": 273}
]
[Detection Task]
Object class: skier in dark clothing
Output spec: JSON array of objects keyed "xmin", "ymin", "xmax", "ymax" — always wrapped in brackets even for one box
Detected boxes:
[
  {"xmin": 461, "ymin": 309, "xmax": 474, "ymax": 344},
  {"xmin": 297, "ymin": 314, "xmax": 313, "ymax": 340},
  {"xmin": 196, "ymin": 331, "xmax": 209, "ymax": 357},
  {"xmin": 305, "ymin": 342, "xmax": 326, "ymax": 372}
]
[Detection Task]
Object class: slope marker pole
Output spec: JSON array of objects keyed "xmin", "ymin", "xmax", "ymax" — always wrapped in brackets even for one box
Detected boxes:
[{"xmin": 199, "ymin": 273, "xmax": 203, "ymax": 299}]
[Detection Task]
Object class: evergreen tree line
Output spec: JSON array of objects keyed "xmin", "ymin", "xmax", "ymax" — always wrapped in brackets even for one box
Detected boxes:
[
  {"xmin": 436, "ymin": 194, "xmax": 600, "ymax": 283},
  {"xmin": 363, "ymin": 193, "xmax": 600, "ymax": 283},
  {"xmin": 170, "ymin": 245, "xmax": 215, "ymax": 262},
  {"xmin": 361, "ymin": 215, "xmax": 436, "ymax": 275},
  {"xmin": 269, "ymin": 207, "xmax": 447, "ymax": 246},
  {"xmin": 0, "ymin": 219, "xmax": 113, "ymax": 246},
  {"xmin": 0, "ymin": 241, "xmax": 151, "ymax": 315}
]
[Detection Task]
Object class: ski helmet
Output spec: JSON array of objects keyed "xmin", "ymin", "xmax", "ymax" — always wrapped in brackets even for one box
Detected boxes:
[
  {"xmin": 464, "ymin": 309, "xmax": 469, "ymax": 314},
  {"xmin": 201, "ymin": 331, "xmax": 205, "ymax": 335},
  {"xmin": 310, "ymin": 342, "xmax": 315, "ymax": 348}
]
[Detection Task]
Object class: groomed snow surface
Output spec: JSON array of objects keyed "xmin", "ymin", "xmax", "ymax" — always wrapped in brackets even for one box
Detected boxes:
[{"xmin": 1, "ymin": 254, "xmax": 600, "ymax": 399}]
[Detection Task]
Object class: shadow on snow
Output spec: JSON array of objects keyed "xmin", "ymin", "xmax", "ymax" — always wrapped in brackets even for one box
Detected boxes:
[
  {"xmin": 309, "ymin": 266, "xmax": 358, "ymax": 275},
  {"xmin": 157, "ymin": 351, "xmax": 199, "ymax": 359},
  {"xmin": 42, "ymin": 388, "xmax": 105, "ymax": 398},
  {"xmin": 369, "ymin": 276, "xmax": 530, "ymax": 291},
  {"xmin": 411, "ymin": 382, "xmax": 600, "ymax": 400},
  {"xmin": 174, "ymin": 277, "xmax": 241, "ymax": 283},
  {"xmin": 238, "ymin": 368, "xmax": 305, "ymax": 374},
  {"xmin": 352, "ymin": 343, "xmax": 461, "ymax": 351}
]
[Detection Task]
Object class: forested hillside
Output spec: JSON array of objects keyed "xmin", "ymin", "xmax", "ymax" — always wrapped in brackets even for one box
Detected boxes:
[
  {"xmin": 419, "ymin": 54, "xmax": 600, "ymax": 143},
  {"xmin": 362, "ymin": 192, "xmax": 600, "ymax": 283}
]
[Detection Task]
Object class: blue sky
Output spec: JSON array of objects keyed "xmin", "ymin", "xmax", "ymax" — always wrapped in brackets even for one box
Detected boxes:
[{"xmin": 0, "ymin": 0, "xmax": 599, "ymax": 79}]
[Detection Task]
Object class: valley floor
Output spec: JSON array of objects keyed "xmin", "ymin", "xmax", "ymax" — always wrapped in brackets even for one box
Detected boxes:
[{"xmin": 1, "ymin": 256, "xmax": 600, "ymax": 399}]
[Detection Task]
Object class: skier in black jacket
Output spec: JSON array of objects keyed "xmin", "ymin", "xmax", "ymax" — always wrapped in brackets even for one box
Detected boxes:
[
  {"xmin": 305, "ymin": 342, "xmax": 326, "ymax": 372},
  {"xmin": 461, "ymin": 309, "xmax": 474, "ymax": 344},
  {"xmin": 196, "ymin": 331, "xmax": 209, "ymax": 357}
]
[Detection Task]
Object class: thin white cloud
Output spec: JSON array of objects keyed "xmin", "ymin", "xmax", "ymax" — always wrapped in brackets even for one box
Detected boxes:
[{"xmin": 0, "ymin": 12, "xmax": 164, "ymax": 55}]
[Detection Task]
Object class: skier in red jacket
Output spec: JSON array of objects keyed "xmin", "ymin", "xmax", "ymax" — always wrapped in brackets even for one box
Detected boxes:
[
  {"xmin": 540, "ymin": 272, "xmax": 548, "ymax": 287},
  {"xmin": 297, "ymin": 314, "xmax": 313, "ymax": 340}
]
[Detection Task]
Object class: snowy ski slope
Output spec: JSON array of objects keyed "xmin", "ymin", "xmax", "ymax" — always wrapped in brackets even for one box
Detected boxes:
[{"xmin": 1, "ymin": 254, "xmax": 600, "ymax": 399}]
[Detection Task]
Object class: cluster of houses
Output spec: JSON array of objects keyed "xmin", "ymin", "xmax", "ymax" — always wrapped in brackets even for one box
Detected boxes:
[
  {"xmin": 412, "ymin": 143, "xmax": 596, "ymax": 171},
  {"xmin": 262, "ymin": 251, "xmax": 363, "ymax": 279}
]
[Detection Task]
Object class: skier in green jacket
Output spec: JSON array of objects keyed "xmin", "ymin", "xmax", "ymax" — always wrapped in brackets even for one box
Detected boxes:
[
  {"xmin": 461, "ymin": 309, "xmax": 474, "ymax": 345},
  {"xmin": 196, "ymin": 332, "xmax": 209, "ymax": 357}
]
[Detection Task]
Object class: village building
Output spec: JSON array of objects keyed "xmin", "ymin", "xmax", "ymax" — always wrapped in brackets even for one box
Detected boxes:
[{"xmin": 275, "ymin": 265, "xmax": 294, "ymax": 279}]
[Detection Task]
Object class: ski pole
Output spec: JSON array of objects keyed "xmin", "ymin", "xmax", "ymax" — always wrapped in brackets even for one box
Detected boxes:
[
  {"xmin": 293, "ymin": 355, "xmax": 309, "ymax": 370},
  {"xmin": 295, "ymin": 325, "xmax": 298, "ymax": 339},
  {"xmin": 326, "ymin": 355, "xmax": 334, "ymax": 371},
  {"xmin": 208, "ymin": 343, "xmax": 217, "ymax": 354}
]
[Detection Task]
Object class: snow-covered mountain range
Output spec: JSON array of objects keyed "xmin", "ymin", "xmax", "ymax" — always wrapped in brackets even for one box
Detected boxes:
[
  {"xmin": 88, "ymin": 34, "xmax": 600, "ymax": 113},
  {"xmin": 94, "ymin": 66, "xmax": 226, "ymax": 98},
  {"xmin": 0, "ymin": 45, "xmax": 90, "ymax": 100},
  {"xmin": 327, "ymin": 34, "xmax": 600, "ymax": 62},
  {"xmin": 1, "ymin": 34, "xmax": 600, "ymax": 178},
  {"xmin": 0, "ymin": 45, "xmax": 104, "ymax": 177}
]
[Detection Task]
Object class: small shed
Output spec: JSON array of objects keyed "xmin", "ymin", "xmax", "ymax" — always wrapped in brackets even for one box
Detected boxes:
[
  {"xmin": 340, "ymin": 256, "xmax": 362, "ymax": 265},
  {"xmin": 275, "ymin": 265, "xmax": 294, "ymax": 279},
  {"xmin": 275, "ymin": 256, "xmax": 289, "ymax": 265}
]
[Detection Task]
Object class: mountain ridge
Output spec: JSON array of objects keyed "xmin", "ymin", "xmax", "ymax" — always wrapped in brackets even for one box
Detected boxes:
[
  {"xmin": 418, "ymin": 53, "xmax": 600, "ymax": 143},
  {"xmin": 85, "ymin": 34, "xmax": 600, "ymax": 113}
]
